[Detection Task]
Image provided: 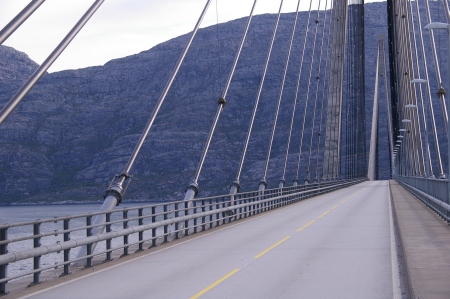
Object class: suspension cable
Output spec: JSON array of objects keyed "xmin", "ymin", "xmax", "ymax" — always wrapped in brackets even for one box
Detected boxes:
[
  {"xmin": 305, "ymin": 0, "xmax": 328, "ymax": 183},
  {"xmin": 323, "ymin": 0, "xmax": 345, "ymax": 180},
  {"xmin": 185, "ymin": 0, "xmax": 259, "ymax": 198},
  {"xmin": 408, "ymin": 0, "xmax": 431, "ymax": 177},
  {"xmin": 0, "ymin": 0, "xmax": 45, "ymax": 45},
  {"xmin": 97, "ymin": 0, "xmax": 216, "ymax": 205},
  {"xmin": 443, "ymin": 0, "xmax": 450, "ymax": 23},
  {"xmin": 402, "ymin": 0, "xmax": 421, "ymax": 176},
  {"xmin": 215, "ymin": 0, "xmax": 223, "ymax": 95},
  {"xmin": 232, "ymin": 0, "xmax": 285, "ymax": 189},
  {"xmin": 406, "ymin": 0, "xmax": 426, "ymax": 176},
  {"xmin": 398, "ymin": 0, "xmax": 415, "ymax": 176},
  {"xmin": 415, "ymin": 0, "xmax": 444, "ymax": 177},
  {"xmin": 121, "ymin": 0, "xmax": 214, "ymax": 178},
  {"xmin": 260, "ymin": 0, "xmax": 304, "ymax": 186},
  {"xmin": 280, "ymin": 0, "xmax": 315, "ymax": 186},
  {"xmin": 424, "ymin": 0, "xmax": 449, "ymax": 134},
  {"xmin": 0, "ymin": 0, "xmax": 106, "ymax": 125},
  {"xmin": 315, "ymin": 1, "xmax": 334, "ymax": 181},
  {"xmin": 295, "ymin": 0, "xmax": 323, "ymax": 184}
]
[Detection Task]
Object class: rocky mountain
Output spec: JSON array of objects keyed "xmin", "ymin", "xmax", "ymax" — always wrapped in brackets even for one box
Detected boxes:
[{"xmin": 0, "ymin": 2, "xmax": 443, "ymax": 204}]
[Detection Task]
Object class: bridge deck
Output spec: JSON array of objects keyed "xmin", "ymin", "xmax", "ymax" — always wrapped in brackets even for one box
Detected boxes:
[{"xmin": 10, "ymin": 181, "xmax": 400, "ymax": 299}]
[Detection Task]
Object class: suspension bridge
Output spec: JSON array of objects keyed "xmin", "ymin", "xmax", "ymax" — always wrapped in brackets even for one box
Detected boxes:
[{"xmin": 0, "ymin": 0, "xmax": 450, "ymax": 298}]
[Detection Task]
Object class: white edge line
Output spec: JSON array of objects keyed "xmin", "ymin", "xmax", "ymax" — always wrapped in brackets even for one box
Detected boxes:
[{"xmin": 388, "ymin": 181, "xmax": 402, "ymax": 299}]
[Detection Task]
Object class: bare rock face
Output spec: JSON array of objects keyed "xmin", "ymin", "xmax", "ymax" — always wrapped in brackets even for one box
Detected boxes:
[
  {"xmin": 0, "ymin": 45, "xmax": 38, "ymax": 84},
  {"xmin": 0, "ymin": 3, "xmax": 402, "ymax": 204}
]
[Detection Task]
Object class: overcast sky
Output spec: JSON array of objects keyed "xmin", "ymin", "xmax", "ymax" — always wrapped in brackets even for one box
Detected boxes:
[{"xmin": 0, "ymin": 0, "xmax": 385, "ymax": 72}]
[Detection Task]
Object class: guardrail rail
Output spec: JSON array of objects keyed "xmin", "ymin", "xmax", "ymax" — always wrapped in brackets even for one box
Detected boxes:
[
  {"xmin": 394, "ymin": 175, "xmax": 450, "ymax": 223},
  {"xmin": 0, "ymin": 178, "xmax": 366, "ymax": 294}
]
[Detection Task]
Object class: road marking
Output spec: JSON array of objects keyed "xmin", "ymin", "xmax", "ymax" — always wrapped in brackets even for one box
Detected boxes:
[
  {"xmin": 332, "ymin": 204, "xmax": 340, "ymax": 210},
  {"xmin": 297, "ymin": 220, "xmax": 315, "ymax": 232},
  {"xmin": 17, "ymin": 206, "xmax": 292, "ymax": 299},
  {"xmin": 388, "ymin": 182, "xmax": 402, "ymax": 298},
  {"xmin": 254, "ymin": 236, "xmax": 291, "ymax": 259},
  {"xmin": 318, "ymin": 211, "xmax": 330, "ymax": 218},
  {"xmin": 190, "ymin": 268, "xmax": 240, "ymax": 299},
  {"xmin": 339, "ymin": 189, "xmax": 365, "ymax": 205}
]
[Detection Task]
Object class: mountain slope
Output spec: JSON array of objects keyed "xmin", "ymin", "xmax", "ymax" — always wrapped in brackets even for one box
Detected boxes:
[{"xmin": 0, "ymin": 2, "xmax": 407, "ymax": 203}]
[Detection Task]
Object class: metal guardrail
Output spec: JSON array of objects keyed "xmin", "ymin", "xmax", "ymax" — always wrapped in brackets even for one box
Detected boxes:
[
  {"xmin": 394, "ymin": 175, "xmax": 450, "ymax": 222},
  {"xmin": 0, "ymin": 178, "xmax": 365, "ymax": 294}
]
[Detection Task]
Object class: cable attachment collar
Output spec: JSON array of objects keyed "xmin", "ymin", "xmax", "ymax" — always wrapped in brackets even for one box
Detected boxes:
[
  {"xmin": 259, "ymin": 179, "xmax": 267, "ymax": 188},
  {"xmin": 185, "ymin": 182, "xmax": 199, "ymax": 197},
  {"xmin": 437, "ymin": 87, "xmax": 447, "ymax": 97},
  {"xmin": 103, "ymin": 172, "xmax": 133, "ymax": 205},
  {"xmin": 217, "ymin": 97, "xmax": 226, "ymax": 106},
  {"xmin": 231, "ymin": 179, "xmax": 241, "ymax": 192}
]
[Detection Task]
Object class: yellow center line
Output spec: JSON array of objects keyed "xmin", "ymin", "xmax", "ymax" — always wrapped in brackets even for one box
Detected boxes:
[
  {"xmin": 318, "ymin": 211, "xmax": 330, "ymax": 218},
  {"xmin": 190, "ymin": 268, "xmax": 240, "ymax": 299},
  {"xmin": 340, "ymin": 189, "xmax": 366, "ymax": 204},
  {"xmin": 332, "ymin": 204, "xmax": 340, "ymax": 210},
  {"xmin": 297, "ymin": 220, "xmax": 316, "ymax": 232},
  {"xmin": 254, "ymin": 236, "xmax": 291, "ymax": 259}
]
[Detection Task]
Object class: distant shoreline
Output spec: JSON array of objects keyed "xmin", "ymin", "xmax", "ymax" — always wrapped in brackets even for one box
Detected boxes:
[{"xmin": 0, "ymin": 200, "xmax": 166, "ymax": 207}]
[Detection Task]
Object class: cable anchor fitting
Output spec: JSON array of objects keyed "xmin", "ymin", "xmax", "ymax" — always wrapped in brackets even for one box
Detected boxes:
[
  {"xmin": 231, "ymin": 179, "xmax": 241, "ymax": 192},
  {"xmin": 103, "ymin": 172, "xmax": 133, "ymax": 205},
  {"xmin": 185, "ymin": 182, "xmax": 199, "ymax": 197},
  {"xmin": 218, "ymin": 97, "xmax": 226, "ymax": 107},
  {"xmin": 437, "ymin": 87, "xmax": 447, "ymax": 97}
]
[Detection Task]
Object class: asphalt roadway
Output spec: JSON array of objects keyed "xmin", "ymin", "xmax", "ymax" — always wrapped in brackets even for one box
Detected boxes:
[{"xmin": 17, "ymin": 181, "xmax": 400, "ymax": 299}]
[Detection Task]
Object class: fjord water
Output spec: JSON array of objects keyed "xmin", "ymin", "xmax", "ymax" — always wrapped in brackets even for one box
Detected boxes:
[{"xmin": 0, "ymin": 202, "xmax": 161, "ymax": 277}]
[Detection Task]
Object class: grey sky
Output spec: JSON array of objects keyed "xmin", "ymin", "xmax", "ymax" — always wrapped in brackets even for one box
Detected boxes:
[{"xmin": 0, "ymin": 0, "xmax": 385, "ymax": 72}]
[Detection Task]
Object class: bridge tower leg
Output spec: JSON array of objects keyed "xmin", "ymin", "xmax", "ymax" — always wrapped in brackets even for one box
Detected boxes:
[
  {"xmin": 368, "ymin": 37, "xmax": 383, "ymax": 181},
  {"xmin": 322, "ymin": 0, "xmax": 349, "ymax": 180}
]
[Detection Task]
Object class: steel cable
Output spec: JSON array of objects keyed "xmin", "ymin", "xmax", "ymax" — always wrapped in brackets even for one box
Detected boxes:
[
  {"xmin": 406, "ymin": 0, "xmax": 426, "ymax": 176},
  {"xmin": 305, "ymin": 0, "xmax": 328, "ymax": 182},
  {"xmin": 185, "ymin": 0, "xmax": 259, "ymax": 199},
  {"xmin": 315, "ymin": 1, "xmax": 334, "ymax": 181},
  {"xmin": 424, "ymin": 0, "xmax": 449, "ymax": 134},
  {"xmin": 415, "ymin": 0, "xmax": 445, "ymax": 177},
  {"xmin": 279, "ymin": 0, "xmax": 315, "ymax": 186},
  {"xmin": 408, "ymin": 0, "xmax": 432, "ymax": 176},
  {"xmin": 260, "ymin": 0, "xmax": 305, "ymax": 187},
  {"xmin": 231, "ymin": 0, "xmax": 286, "ymax": 191},
  {"xmin": 296, "ymin": 0, "xmax": 324, "ymax": 184}
]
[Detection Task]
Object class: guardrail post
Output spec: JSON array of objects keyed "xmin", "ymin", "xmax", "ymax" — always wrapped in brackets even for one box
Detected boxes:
[
  {"xmin": 234, "ymin": 197, "xmax": 239, "ymax": 221},
  {"xmin": 163, "ymin": 205, "xmax": 168, "ymax": 243},
  {"xmin": 201, "ymin": 200, "xmax": 206, "ymax": 232},
  {"xmin": 244, "ymin": 198, "xmax": 249, "ymax": 218},
  {"xmin": 151, "ymin": 207, "xmax": 157, "ymax": 248},
  {"xmin": 174, "ymin": 203, "xmax": 179, "ymax": 239},
  {"xmin": 193, "ymin": 201, "xmax": 198, "ymax": 234},
  {"xmin": 0, "ymin": 227, "xmax": 7, "ymax": 295},
  {"xmin": 122, "ymin": 209, "xmax": 129, "ymax": 257},
  {"xmin": 105, "ymin": 213, "xmax": 112, "ymax": 261},
  {"xmin": 86, "ymin": 215, "xmax": 93, "ymax": 268},
  {"xmin": 138, "ymin": 208, "xmax": 143, "ymax": 252},
  {"xmin": 33, "ymin": 222, "xmax": 41, "ymax": 285},
  {"xmin": 216, "ymin": 200, "xmax": 220, "ymax": 227},
  {"xmin": 184, "ymin": 201, "xmax": 190, "ymax": 236},
  {"xmin": 221, "ymin": 199, "xmax": 226, "ymax": 225},
  {"xmin": 209, "ymin": 199, "xmax": 213, "ymax": 229},
  {"xmin": 63, "ymin": 219, "xmax": 70, "ymax": 275}
]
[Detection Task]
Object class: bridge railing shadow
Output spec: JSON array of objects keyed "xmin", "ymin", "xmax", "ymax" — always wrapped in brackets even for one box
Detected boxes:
[
  {"xmin": 0, "ymin": 178, "xmax": 366, "ymax": 294},
  {"xmin": 394, "ymin": 175, "xmax": 450, "ymax": 223}
]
